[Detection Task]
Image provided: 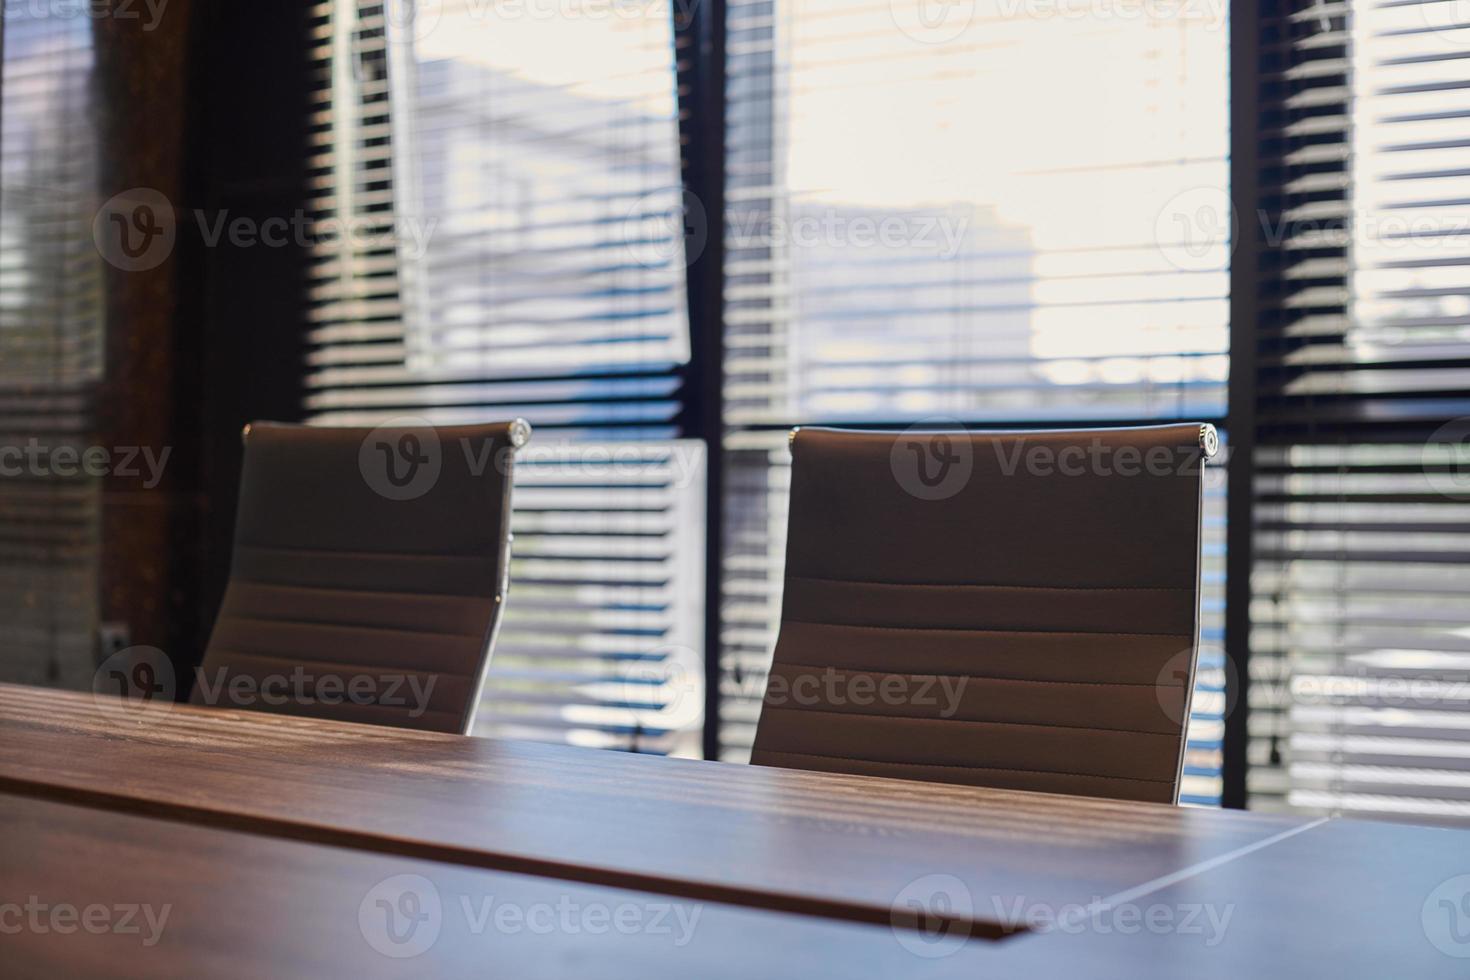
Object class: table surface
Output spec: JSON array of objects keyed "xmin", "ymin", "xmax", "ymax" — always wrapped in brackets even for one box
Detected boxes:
[
  {"xmin": 3, "ymin": 682, "xmax": 1468, "ymax": 976},
  {"xmin": 980, "ymin": 815, "xmax": 1470, "ymax": 979},
  {"xmin": 0, "ymin": 792, "xmax": 1000, "ymax": 980},
  {"xmin": 0, "ymin": 683, "xmax": 1313, "ymax": 935}
]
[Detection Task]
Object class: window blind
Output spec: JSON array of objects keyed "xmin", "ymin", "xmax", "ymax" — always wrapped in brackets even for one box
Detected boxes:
[
  {"xmin": 480, "ymin": 440, "xmax": 707, "ymax": 757},
  {"xmin": 724, "ymin": 0, "xmax": 1231, "ymax": 428},
  {"xmin": 1247, "ymin": 0, "xmax": 1470, "ymax": 823},
  {"xmin": 0, "ymin": 8, "xmax": 103, "ymax": 688},
  {"xmin": 720, "ymin": 0, "xmax": 1232, "ymax": 803},
  {"xmin": 307, "ymin": 0, "xmax": 704, "ymax": 753}
]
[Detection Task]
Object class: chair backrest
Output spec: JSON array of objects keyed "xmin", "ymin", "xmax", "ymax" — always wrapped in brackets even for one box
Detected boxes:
[
  {"xmin": 750, "ymin": 423, "xmax": 1216, "ymax": 804},
  {"xmin": 191, "ymin": 419, "xmax": 530, "ymax": 733}
]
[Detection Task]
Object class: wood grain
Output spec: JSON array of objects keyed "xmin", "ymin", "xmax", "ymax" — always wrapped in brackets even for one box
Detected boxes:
[
  {"xmin": 0, "ymin": 682, "xmax": 1321, "ymax": 939},
  {"xmin": 0, "ymin": 792, "xmax": 1001, "ymax": 979}
]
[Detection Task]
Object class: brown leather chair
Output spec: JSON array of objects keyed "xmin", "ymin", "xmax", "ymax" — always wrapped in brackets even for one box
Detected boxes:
[
  {"xmin": 191, "ymin": 419, "xmax": 530, "ymax": 733},
  {"xmin": 750, "ymin": 423, "xmax": 1218, "ymax": 804}
]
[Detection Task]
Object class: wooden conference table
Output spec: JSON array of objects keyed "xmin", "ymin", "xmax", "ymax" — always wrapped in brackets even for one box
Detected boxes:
[{"xmin": 1, "ymin": 682, "xmax": 1465, "ymax": 977}]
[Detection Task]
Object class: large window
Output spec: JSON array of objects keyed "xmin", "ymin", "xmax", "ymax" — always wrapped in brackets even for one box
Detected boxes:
[
  {"xmin": 306, "ymin": 0, "xmax": 704, "ymax": 755},
  {"xmin": 1244, "ymin": 0, "xmax": 1470, "ymax": 823},
  {"xmin": 718, "ymin": 0, "xmax": 1231, "ymax": 804},
  {"xmin": 304, "ymin": 0, "xmax": 1470, "ymax": 823}
]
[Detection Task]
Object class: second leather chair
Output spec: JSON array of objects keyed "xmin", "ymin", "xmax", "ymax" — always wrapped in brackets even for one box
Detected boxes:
[{"xmin": 750, "ymin": 423, "xmax": 1216, "ymax": 804}]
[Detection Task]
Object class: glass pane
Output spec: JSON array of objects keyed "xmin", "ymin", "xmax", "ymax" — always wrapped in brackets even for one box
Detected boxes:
[{"xmin": 724, "ymin": 0, "xmax": 1230, "ymax": 426}]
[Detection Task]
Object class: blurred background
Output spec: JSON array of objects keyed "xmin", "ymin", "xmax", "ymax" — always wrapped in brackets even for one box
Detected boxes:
[{"xmin": 1, "ymin": 0, "xmax": 1467, "ymax": 824}]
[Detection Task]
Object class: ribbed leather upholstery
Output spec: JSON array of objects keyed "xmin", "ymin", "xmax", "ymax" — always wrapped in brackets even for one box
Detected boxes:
[
  {"xmin": 750, "ymin": 424, "xmax": 1214, "ymax": 804},
  {"xmin": 191, "ymin": 420, "xmax": 528, "ymax": 734}
]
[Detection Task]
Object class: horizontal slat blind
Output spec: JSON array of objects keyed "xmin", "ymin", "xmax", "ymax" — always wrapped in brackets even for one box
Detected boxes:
[
  {"xmin": 1248, "ymin": 0, "xmax": 1470, "ymax": 824},
  {"xmin": 1241, "ymin": 0, "xmax": 1350, "ymax": 811},
  {"xmin": 0, "ymin": 8, "xmax": 102, "ymax": 687},
  {"xmin": 1348, "ymin": 1, "xmax": 1470, "ymax": 421},
  {"xmin": 724, "ymin": 0, "xmax": 1230, "ymax": 428},
  {"xmin": 306, "ymin": 1, "xmax": 703, "ymax": 752},
  {"xmin": 305, "ymin": 0, "xmax": 689, "ymax": 434},
  {"xmin": 1244, "ymin": 0, "xmax": 1354, "ymax": 813},
  {"xmin": 480, "ymin": 441, "xmax": 705, "ymax": 757},
  {"xmin": 720, "ymin": 0, "xmax": 1231, "ymax": 803},
  {"xmin": 716, "ymin": 431, "xmax": 790, "ymax": 757},
  {"xmin": 1252, "ymin": 443, "xmax": 1470, "ymax": 821}
]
